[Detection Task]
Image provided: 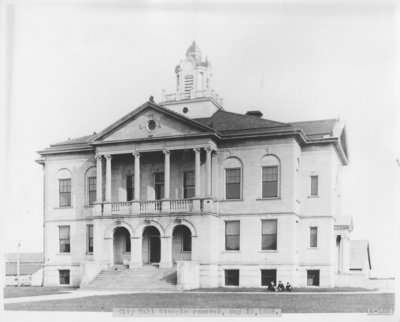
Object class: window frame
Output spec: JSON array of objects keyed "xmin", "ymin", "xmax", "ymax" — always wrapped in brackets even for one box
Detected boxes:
[
  {"xmin": 225, "ymin": 220, "xmax": 240, "ymax": 251},
  {"xmin": 88, "ymin": 176, "xmax": 96, "ymax": 206},
  {"xmin": 59, "ymin": 226, "xmax": 70, "ymax": 254},
  {"xmin": 224, "ymin": 269, "xmax": 240, "ymax": 286},
  {"xmin": 154, "ymin": 172, "xmax": 165, "ymax": 200},
  {"xmin": 311, "ymin": 175, "xmax": 319, "ymax": 196},
  {"xmin": 59, "ymin": 178, "xmax": 71, "ymax": 207},
  {"xmin": 307, "ymin": 269, "xmax": 320, "ymax": 286},
  {"xmin": 261, "ymin": 269, "xmax": 277, "ymax": 286},
  {"xmin": 87, "ymin": 224, "xmax": 93, "ymax": 254},
  {"xmin": 225, "ymin": 168, "xmax": 242, "ymax": 200},
  {"xmin": 261, "ymin": 219, "xmax": 278, "ymax": 251},
  {"xmin": 262, "ymin": 166, "xmax": 279, "ymax": 198},
  {"xmin": 183, "ymin": 171, "xmax": 195, "ymax": 199},
  {"xmin": 310, "ymin": 226, "xmax": 318, "ymax": 248},
  {"xmin": 126, "ymin": 174, "xmax": 134, "ymax": 201},
  {"xmin": 59, "ymin": 269, "xmax": 70, "ymax": 285}
]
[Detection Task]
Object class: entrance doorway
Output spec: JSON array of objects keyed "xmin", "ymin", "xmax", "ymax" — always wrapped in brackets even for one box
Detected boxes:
[
  {"xmin": 113, "ymin": 227, "xmax": 131, "ymax": 265},
  {"xmin": 142, "ymin": 226, "xmax": 161, "ymax": 264},
  {"xmin": 172, "ymin": 225, "xmax": 192, "ymax": 263}
]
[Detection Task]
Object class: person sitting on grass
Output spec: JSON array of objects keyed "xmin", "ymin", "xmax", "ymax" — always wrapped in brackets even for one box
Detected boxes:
[
  {"xmin": 267, "ymin": 281, "xmax": 276, "ymax": 292},
  {"xmin": 277, "ymin": 281, "xmax": 285, "ymax": 291},
  {"xmin": 286, "ymin": 282, "xmax": 293, "ymax": 292}
]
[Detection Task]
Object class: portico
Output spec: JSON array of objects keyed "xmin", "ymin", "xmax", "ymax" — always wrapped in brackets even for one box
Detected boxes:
[{"xmin": 93, "ymin": 145, "xmax": 217, "ymax": 216}]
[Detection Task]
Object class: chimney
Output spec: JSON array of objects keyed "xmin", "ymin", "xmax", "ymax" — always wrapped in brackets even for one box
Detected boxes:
[{"xmin": 245, "ymin": 110, "xmax": 263, "ymax": 118}]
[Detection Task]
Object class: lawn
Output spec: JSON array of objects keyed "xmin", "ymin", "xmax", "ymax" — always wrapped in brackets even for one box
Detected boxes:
[
  {"xmin": 4, "ymin": 292, "xmax": 395, "ymax": 313},
  {"xmin": 3, "ymin": 286, "xmax": 75, "ymax": 299},
  {"xmin": 188, "ymin": 287, "xmax": 376, "ymax": 293}
]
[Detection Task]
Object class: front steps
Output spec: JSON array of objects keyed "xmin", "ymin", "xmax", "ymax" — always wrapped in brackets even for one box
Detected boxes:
[{"xmin": 83, "ymin": 265, "xmax": 178, "ymax": 291}]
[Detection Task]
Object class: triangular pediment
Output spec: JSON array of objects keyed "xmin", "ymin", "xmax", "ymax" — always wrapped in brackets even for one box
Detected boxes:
[{"xmin": 92, "ymin": 101, "xmax": 215, "ymax": 143}]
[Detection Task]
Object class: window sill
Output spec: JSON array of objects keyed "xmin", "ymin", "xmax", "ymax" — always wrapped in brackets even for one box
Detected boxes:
[
  {"xmin": 256, "ymin": 197, "xmax": 280, "ymax": 201},
  {"xmin": 54, "ymin": 207, "xmax": 73, "ymax": 209},
  {"xmin": 259, "ymin": 250, "xmax": 278, "ymax": 253},
  {"xmin": 85, "ymin": 253, "xmax": 93, "ymax": 255},
  {"xmin": 308, "ymin": 195, "xmax": 319, "ymax": 198},
  {"xmin": 220, "ymin": 199, "xmax": 243, "ymax": 202},
  {"xmin": 84, "ymin": 205, "xmax": 94, "ymax": 208},
  {"xmin": 308, "ymin": 247, "xmax": 318, "ymax": 250},
  {"xmin": 57, "ymin": 253, "xmax": 71, "ymax": 255},
  {"xmin": 222, "ymin": 250, "xmax": 241, "ymax": 253}
]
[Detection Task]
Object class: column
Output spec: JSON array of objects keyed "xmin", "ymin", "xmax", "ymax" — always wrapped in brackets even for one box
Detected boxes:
[
  {"xmin": 205, "ymin": 147, "xmax": 212, "ymax": 196},
  {"xmin": 130, "ymin": 237, "xmax": 143, "ymax": 268},
  {"xmin": 105, "ymin": 154, "xmax": 112, "ymax": 201},
  {"xmin": 95, "ymin": 155, "xmax": 103, "ymax": 202},
  {"xmin": 159, "ymin": 236, "xmax": 173, "ymax": 268},
  {"xmin": 163, "ymin": 149, "xmax": 170, "ymax": 199},
  {"xmin": 133, "ymin": 152, "xmax": 140, "ymax": 200},
  {"xmin": 194, "ymin": 148, "xmax": 201, "ymax": 197}
]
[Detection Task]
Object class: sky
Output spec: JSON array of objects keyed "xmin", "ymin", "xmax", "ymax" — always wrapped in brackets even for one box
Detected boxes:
[{"xmin": 2, "ymin": 0, "xmax": 398, "ymax": 278}]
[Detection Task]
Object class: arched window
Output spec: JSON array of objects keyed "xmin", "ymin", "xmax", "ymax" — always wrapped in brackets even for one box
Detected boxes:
[
  {"xmin": 56, "ymin": 169, "xmax": 72, "ymax": 207},
  {"xmin": 85, "ymin": 166, "xmax": 96, "ymax": 206},
  {"xmin": 224, "ymin": 157, "xmax": 243, "ymax": 200},
  {"xmin": 260, "ymin": 155, "xmax": 280, "ymax": 198}
]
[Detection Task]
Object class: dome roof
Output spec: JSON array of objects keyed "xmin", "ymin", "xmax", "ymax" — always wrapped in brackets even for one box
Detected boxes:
[{"xmin": 186, "ymin": 41, "xmax": 202, "ymax": 57}]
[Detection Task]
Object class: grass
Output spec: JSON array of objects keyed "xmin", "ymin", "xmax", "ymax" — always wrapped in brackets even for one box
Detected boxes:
[
  {"xmin": 188, "ymin": 286, "xmax": 377, "ymax": 292},
  {"xmin": 4, "ymin": 292, "xmax": 394, "ymax": 313},
  {"xmin": 3, "ymin": 286, "xmax": 76, "ymax": 299}
]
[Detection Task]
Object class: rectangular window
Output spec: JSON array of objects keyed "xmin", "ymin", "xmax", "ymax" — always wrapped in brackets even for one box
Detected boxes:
[
  {"xmin": 310, "ymin": 227, "xmax": 318, "ymax": 248},
  {"xmin": 126, "ymin": 175, "xmax": 134, "ymax": 201},
  {"xmin": 261, "ymin": 269, "xmax": 277, "ymax": 286},
  {"xmin": 262, "ymin": 166, "xmax": 278, "ymax": 198},
  {"xmin": 87, "ymin": 225, "xmax": 93, "ymax": 253},
  {"xmin": 155, "ymin": 172, "xmax": 164, "ymax": 200},
  {"xmin": 59, "ymin": 179, "xmax": 71, "ymax": 207},
  {"xmin": 88, "ymin": 177, "xmax": 96, "ymax": 205},
  {"xmin": 225, "ymin": 221, "xmax": 240, "ymax": 251},
  {"xmin": 59, "ymin": 226, "xmax": 70, "ymax": 253},
  {"xmin": 59, "ymin": 270, "xmax": 70, "ymax": 285},
  {"xmin": 307, "ymin": 270, "xmax": 320, "ymax": 286},
  {"xmin": 225, "ymin": 168, "xmax": 241, "ymax": 200},
  {"xmin": 183, "ymin": 171, "xmax": 195, "ymax": 199},
  {"xmin": 262, "ymin": 220, "xmax": 277, "ymax": 250},
  {"xmin": 311, "ymin": 175, "xmax": 318, "ymax": 196},
  {"xmin": 225, "ymin": 269, "xmax": 239, "ymax": 286}
]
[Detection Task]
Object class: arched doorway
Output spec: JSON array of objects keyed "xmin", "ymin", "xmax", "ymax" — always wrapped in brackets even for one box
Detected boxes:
[
  {"xmin": 172, "ymin": 225, "xmax": 192, "ymax": 263},
  {"xmin": 142, "ymin": 226, "xmax": 161, "ymax": 264},
  {"xmin": 113, "ymin": 227, "xmax": 131, "ymax": 265}
]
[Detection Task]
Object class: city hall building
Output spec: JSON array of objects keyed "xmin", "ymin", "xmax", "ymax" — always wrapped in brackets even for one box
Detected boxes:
[{"xmin": 37, "ymin": 42, "xmax": 359, "ymax": 289}]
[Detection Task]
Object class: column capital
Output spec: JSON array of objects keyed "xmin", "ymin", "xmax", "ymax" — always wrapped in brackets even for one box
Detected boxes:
[
  {"xmin": 105, "ymin": 154, "xmax": 112, "ymax": 160},
  {"xmin": 95, "ymin": 154, "xmax": 103, "ymax": 161},
  {"xmin": 163, "ymin": 149, "xmax": 171, "ymax": 156},
  {"xmin": 193, "ymin": 148, "xmax": 201, "ymax": 154},
  {"xmin": 133, "ymin": 151, "xmax": 140, "ymax": 158}
]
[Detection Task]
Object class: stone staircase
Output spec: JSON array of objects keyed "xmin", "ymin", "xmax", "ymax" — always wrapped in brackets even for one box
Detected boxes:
[{"xmin": 83, "ymin": 265, "xmax": 178, "ymax": 291}]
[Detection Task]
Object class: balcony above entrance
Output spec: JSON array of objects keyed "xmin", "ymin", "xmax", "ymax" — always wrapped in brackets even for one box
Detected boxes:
[{"xmin": 94, "ymin": 197, "xmax": 217, "ymax": 216}]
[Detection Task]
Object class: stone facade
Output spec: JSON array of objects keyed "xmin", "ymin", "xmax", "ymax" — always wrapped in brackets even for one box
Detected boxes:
[{"xmin": 37, "ymin": 43, "xmax": 355, "ymax": 289}]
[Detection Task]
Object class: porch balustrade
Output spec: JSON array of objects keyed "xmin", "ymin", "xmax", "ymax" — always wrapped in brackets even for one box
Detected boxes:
[
  {"xmin": 170, "ymin": 199, "xmax": 193, "ymax": 212},
  {"xmin": 96, "ymin": 198, "xmax": 214, "ymax": 216}
]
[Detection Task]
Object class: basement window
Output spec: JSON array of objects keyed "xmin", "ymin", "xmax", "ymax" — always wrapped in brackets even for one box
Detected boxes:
[
  {"xmin": 307, "ymin": 270, "xmax": 320, "ymax": 286},
  {"xmin": 59, "ymin": 270, "xmax": 70, "ymax": 285},
  {"xmin": 225, "ymin": 269, "xmax": 239, "ymax": 286}
]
